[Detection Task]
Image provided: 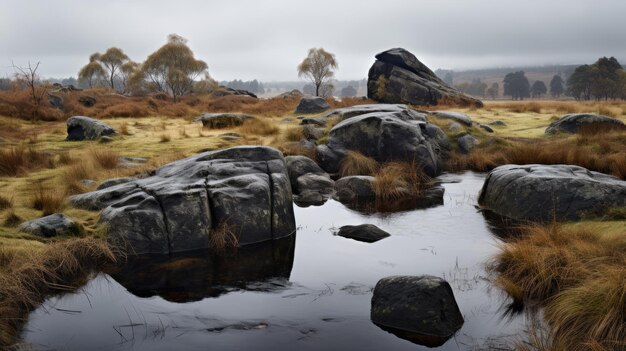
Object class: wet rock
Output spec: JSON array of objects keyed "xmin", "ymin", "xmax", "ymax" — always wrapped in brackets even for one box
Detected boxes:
[
  {"xmin": 97, "ymin": 177, "xmax": 135, "ymax": 190},
  {"xmin": 78, "ymin": 96, "xmax": 96, "ymax": 107},
  {"xmin": 432, "ymin": 111, "xmax": 473, "ymax": 126},
  {"xmin": 371, "ymin": 275, "xmax": 464, "ymax": 346},
  {"xmin": 66, "ymin": 116, "xmax": 117, "ymax": 141},
  {"xmin": 457, "ymin": 134, "xmax": 479, "ymax": 154},
  {"xmin": 424, "ymin": 123, "xmax": 451, "ymax": 151},
  {"xmin": 367, "ymin": 48, "xmax": 482, "ymax": 107},
  {"xmin": 70, "ymin": 146, "xmax": 296, "ymax": 255},
  {"xmin": 285, "ymin": 155, "xmax": 334, "ymax": 206},
  {"xmin": 333, "ymin": 176, "xmax": 376, "ymax": 203},
  {"xmin": 299, "ymin": 117, "xmax": 327, "ymax": 127},
  {"xmin": 478, "ymin": 164, "xmax": 626, "ymax": 221},
  {"xmin": 336, "ymin": 224, "xmax": 390, "ymax": 243},
  {"xmin": 545, "ymin": 113, "xmax": 626, "ymax": 134},
  {"xmin": 48, "ymin": 93, "xmax": 63, "ymax": 109},
  {"xmin": 118, "ymin": 156, "xmax": 148, "ymax": 168},
  {"xmin": 316, "ymin": 144, "xmax": 346, "ymax": 174},
  {"xmin": 194, "ymin": 113, "xmax": 255, "ymax": 129},
  {"xmin": 295, "ymin": 97, "xmax": 330, "ymax": 114},
  {"xmin": 325, "ymin": 104, "xmax": 427, "ymax": 122},
  {"xmin": 487, "ymin": 120, "xmax": 506, "ymax": 127},
  {"xmin": 19, "ymin": 214, "xmax": 82, "ymax": 238}
]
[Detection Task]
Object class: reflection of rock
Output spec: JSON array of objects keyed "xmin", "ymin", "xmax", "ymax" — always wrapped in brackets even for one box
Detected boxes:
[
  {"xmin": 66, "ymin": 116, "xmax": 116, "ymax": 141},
  {"xmin": 545, "ymin": 113, "xmax": 626, "ymax": 134},
  {"xmin": 107, "ymin": 235, "xmax": 295, "ymax": 303},
  {"xmin": 479, "ymin": 164, "xmax": 626, "ymax": 221},
  {"xmin": 371, "ymin": 275, "xmax": 464, "ymax": 347},
  {"xmin": 336, "ymin": 224, "xmax": 390, "ymax": 243},
  {"xmin": 70, "ymin": 146, "xmax": 296, "ymax": 255}
]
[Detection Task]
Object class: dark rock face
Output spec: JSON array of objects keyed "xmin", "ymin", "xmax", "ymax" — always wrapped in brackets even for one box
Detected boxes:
[
  {"xmin": 545, "ymin": 113, "xmax": 626, "ymax": 134},
  {"xmin": 479, "ymin": 164, "xmax": 626, "ymax": 221},
  {"xmin": 316, "ymin": 144, "xmax": 346, "ymax": 174},
  {"xmin": 66, "ymin": 116, "xmax": 116, "ymax": 141},
  {"xmin": 336, "ymin": 224, "xmax": 390, "ymax": 243},
  {"xmin": 326, "ymin": 111, "xmax": 445, "ymax": 176},
  {"xmin": 285, "ymin": 156, "xmax": 334, "ymax": 206},
  {"xmin": 70, "ymin": 146, "xmax": 296, "ymax": 255},
  {"xmin": 367, "ymin": 48, "xmax": 483, "ymax": 107},
  {"xmin": 19, "ymin": 214, "xmax": 82, "ymax": 238},
  {"xmin": 295, "ymin": 97, "xmax": 330, "ymax": 114},
  {"xmin": 193, "ymin": 113, "xmax": 255, "ymax": 129},
  {"xmin": 371, "ymin": 275, "xmax": 464, "ymax": 347},
  {"xmin": 333, "ymin": 176, "xmax": 376, "ymax": 203},
  {"xmin": 48, "ymin": 93, "xmax": 64, "ymax": 109},
  {"xmin": 324, "ymin": 104, "xmax": 428, "ymax": 122},
  {"xmin": 432, "ymin": 111, "xmax": 473, "ymax": 126},
  {"xmin": 78, "ymin": 96, "xmax": 96, "ymax": 107},
  {"xmin": 457, "ymin": 134, "xmax": 479, "ymax": 154}
]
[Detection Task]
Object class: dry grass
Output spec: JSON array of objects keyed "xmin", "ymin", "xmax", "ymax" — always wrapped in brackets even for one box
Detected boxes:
[
  {"xmin": 63, "ymin": 162, "xmax": 96, "ymax": 195},
  {"xmin": 2, "ymin": 211, "xmax": 22, "ymax": 227},
  {"xmin": 0, "ymin": 196, "xmax": 12, "ymax": 211},
  {"xmin": 0, "ymin": 238, "xmax": 116, "ymax": 347},
  {"xmin": 374, "ymin": 162, "xmax": 431, "ymax": 203},
  {"xmin": 31, "ymin": 183, "xmax": 65, "ymax": 216},
  {"xmin": 0, "ymin": 145, "xmax": 55, "ymax": 176},
  {"xmin": 278, "ymin": 142, "xmax": 317, "ymax": 160},
  {"xmin": 86, "ymin": 146, "xmax": 119, "ymax": 169},
  {"xmin": 119, "ymin": 122, "xmax": 131, "ymax": 136},
  {"xmin": 489, "ymin": 223, "xmax": 625, "ymax": 351},
  {"xmin": 237, "ymin": 118, "xmax": 280, "ymax": 136},
  {"xmin": 210, "ymin": 221, "xmax": 239, "ymax": 252},
  {"xmin": 339, "ymin": 151, "xmax": 380, "ymax": 177},
  {"xmin": 282, "ymin": 126, "xmax": 305, "ymax": 142},
  {"xmin": 159, "ymin": 133, "xmax": 172, "ymax": 143}
]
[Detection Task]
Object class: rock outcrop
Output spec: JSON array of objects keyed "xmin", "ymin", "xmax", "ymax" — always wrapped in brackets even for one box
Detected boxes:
[
  {"xmin": 295, "ymin": 97, "xmax": 330, "ymax": 114},
  {"xmin": 19, "ymin": 214, "xmax": 82, "ymax": 238},
  {"xmin": 193, "ymin": 113, "xmax": 255, "ymax": 129},
  {"xmin": 367, "ymin": 48, "xmax": 483, "ymax": 107},
  {"xmin": 66, "ymin": 116, "xmax": 116, "ymax": 141},
  {"xmin": 371, "ymin": 275, "xmax": 464, "ymax": 347},
  {"xmin": 336, "ymin": 224, "xmax": 390, "ymax": 243},
  {"xmin": 333, "ymin": 176, "xmax": 377, "ymax": 203},
  {"xmin": 479, "ymin": 164, "xmax": 626, "ymax": 221},
  {"xmin": 324, "ymin": 104, "xmax": 428, "ymax": 122},
  {"xmin": 285, "ymin": 155, "xmax": 334, "ymax": 206},
  {"xmin": 545, "ymin": 113, "xmax": 626, "ymax": 134},
  {"xmin": 70, "ymin": 146, "xmax": 296, "ymax": 255}
]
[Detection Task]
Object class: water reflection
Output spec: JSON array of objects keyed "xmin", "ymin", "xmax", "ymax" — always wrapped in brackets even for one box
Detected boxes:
[{"xmin": 106, "ymin": 235, "xmax": 295, "ymax": 302}]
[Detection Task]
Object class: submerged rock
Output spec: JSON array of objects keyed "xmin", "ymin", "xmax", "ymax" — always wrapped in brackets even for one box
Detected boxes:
[
  {"xmin": 479, "ymin": 164, "xmax": 626, "ymax": 221},
  {"xmin": 295, "ymin": 96, "xmax": 330, "ymax": 114},
  {"xmin": 70, "ymin": 146, "xmax": 296, "ymax": 255},
  {"xmin": 66, "ymin": 116, "xmax": 116, "ymax": 141},
  {"xmin": 336, "ymin": 224, "xmax": 390, "ymax": 243},
  {"xmin": 371, "ymin": 275, "xmax": 464, "ymax": 347},
  {"xmin": 545, "ymin": 113, "xmax": 626, "ymax": 134},
  {"xmin": 19, "ymin": 214, "xmax": 82, "ymax": 238},
  {"xmin": 193, "ymin": 113, "xmax": 255, "ymax": 129},
  {"xmin": 367, "ymin": 48, "xmax": 482, "ymax": 107}
]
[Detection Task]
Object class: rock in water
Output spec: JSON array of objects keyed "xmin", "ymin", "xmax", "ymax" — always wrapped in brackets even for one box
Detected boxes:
[
  {"xmin": 285, "ymin": 155, "xmax": 334, "ymax": 206},
  {"xmin": 19, "ymin": 214, "xmax": 82, "ymax": 238},
  {"xmin": 479, "ymin": 164, "xmax": 626, "ymax": 221},
  {"xmin": 66, "ymin": 116, "xmax": 116, "ymax": 141},
  {"xmin": 371, "ymin": 275, "xmax": 464, "ymax": 347},
  {"xmin": 70, "ymin": 146, "xmax": 296, "ymax": 255},
  {"xmin": 545, "ymin": 113, "xmax": 626, "ymax": 134},
  {"xmin": 367, "ymin": 48, "xmax": 482, "ymax": 107},
  {"xmin": 336, "ymin": 224, "xmax": 390, "ymax": 243},
  {"xmin": 295, "ymin": 97, "xmax": 330, "ymax": 114}
]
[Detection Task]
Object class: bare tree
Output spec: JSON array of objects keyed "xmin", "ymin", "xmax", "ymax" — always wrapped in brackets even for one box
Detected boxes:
[
  {"xmin": 13, "ymin": 61, "xmax": 47, "ymax": 121},
  {"xmin": 297, "ymin": 48, "xmax": 338, "ymax": 97}
]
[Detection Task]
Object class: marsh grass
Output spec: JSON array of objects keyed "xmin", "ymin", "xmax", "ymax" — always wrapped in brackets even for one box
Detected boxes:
[
  {"xmin": 489, "ymin": 223, "xmax": 626, "ymax": 351},
  {"xmin": 339, "ymin": 151, "xmax": 380, "ymax": 177},
  {"xmin": 237, "ymin": 118, "xmax": 279, "ymax": 136},
  {"xmin": 374, "ymin": 162, "xmax": 431, "ymax": 203}
]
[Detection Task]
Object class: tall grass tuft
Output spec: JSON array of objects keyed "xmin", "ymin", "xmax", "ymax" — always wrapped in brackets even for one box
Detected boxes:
[
  {"xmin": 339, "ymin": 151, "xmax": 380, "ymax": 177},
  {"xmin": 374, "ymin": 162, "xmax": 431, "ymax": 203},
  {"xmin": 238, "ymin": 118, "xmax": 280, "ymax": 136},
  {"xmin": 31, "ymin": 183, "xmax": 65, "ymax": 216},
  {"xmin": 0, "ymin": 145, "xmax": 54, "ymax": 176},
  {"xmin": 87, "ymin": 146, "xmax": 119, "ymax": 169},
  {"xmin": 210, "ymin": 221, "xmax": 239, "ymax": 252}
]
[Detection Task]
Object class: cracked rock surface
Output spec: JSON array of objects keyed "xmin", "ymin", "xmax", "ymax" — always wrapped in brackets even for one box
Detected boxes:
[
  {"xmin": 478, "ymin": 164, "xmax": 626, "ymax": 221},
  {"xmin": 70, "ymin": 146, "xmax": 296, "ymax": 255}
]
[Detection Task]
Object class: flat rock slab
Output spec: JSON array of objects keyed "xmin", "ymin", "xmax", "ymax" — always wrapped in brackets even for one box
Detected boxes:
[
  {"xmin": 193, "ymin": 113, "xmax": 255, "ymax": 129},
  {"xmin": 371, "ymin": 275, "xmax": 464, "ymax": 347},
  {"xmin": 19, "ymin": 214, "xmax": 82, "ymax": 238},
  {"xmin": 431, "ymin": 111, "xmax": 473, "ymax": 126},
  {"xmin": 66, "ymin": 116, "xmax": 116, "ymax": 141},
  {"xmin": 70, "ymin": 146, "xmax": 296, "ymax": 255},
  {"xmin": 479, "ymin": 164, "xmax": 626, "ymax": 221},
  {"xmin": 336, "ymin": 224, "xmax": 390, "ymax": 243},
  {"xmin": 295, "ymin": 97, "xmax": 330, "ymax": 114},
  {"xmin": 545, "ymin": 113, "xmax": 626, "ymax": 134}
]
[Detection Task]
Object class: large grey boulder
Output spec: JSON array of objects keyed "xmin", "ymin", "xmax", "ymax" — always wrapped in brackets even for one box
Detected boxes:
[
  {"xmin": 431, "ymin": 111, "xmax": 473, "ymax": 126},
  {"xmin": 479, "ymin": 164, "xmax": 626, "ymax": 221},
  {"xmin": 336, "ymin": 224, "xmax": 390, "ymax": 243},
  {"xmin": 70, "ymin": 146, "xmax": 296, "ymax": 255},
  {"xmin": 66, "ymin": 116, "xmax": 116, "ymax": 141},
  {"xmin": 193, "ymin": 113, "xmax": 255, "ymax": 129},
  {"xmin": 371, "ymin": 275, "xmax": 464, "ymax": 346},
  {"xmin": 285, "ymin": 155, "xmax": 334, "ymax": 206},
  {"xmin": 295, "ymin": 96, "xmax": 330, "ymax": 114},
  {"xmin": 326, "ymin": 111, "xmax": 444, "ymax": 176},
  {"xmin": 324, "ymin": 104, "xmax": 428, "ymax": 122},
  {"xmin": 545, "ymin": 113, "xmax": 626, "ymax": 134},
  {"xmin": 367, "ymin": 48, "xmax": 482, "ymax": 107},
  {"xmin": 19, "ymin": 214, "xmax": 82, "ymax": 238}
]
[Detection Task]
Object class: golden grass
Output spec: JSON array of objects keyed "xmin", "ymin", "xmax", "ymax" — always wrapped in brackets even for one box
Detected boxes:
[
  {"xmin": 210, "ymin": 221, "xmax": 239, "ymax": 252},
  {"xmin": 0, "ymin": 145, "xmax": 55, "ymax": 177},
  {"xmin": 31, "ymin": 183, "xmax": 65, "ymax": 216},
  {"xmin": 374, "ymin": 162, "xmax": 431, "ymax": 203},
  {"xmin": 282, "ymin": 126, "xmax": 305, "ymax": 142},
  {"xmin": 237, "ymin": 118, "xmax": 280, "ymax": 136},
  {"xmin": 489, "ymin": 223, "xmax": 625, "ymax": 351},
  {"xmin": 159, "ymin": 133, "xmax": 172, "ymax": 143},
  {"xmin": 0, "ymin": 196, "xmax": 12, "ymax": 211},
  {"xmin": 86, "ymin": 146, "xmax": 119, "ymax": 169},
  {"xmin": 339, "ymin": 151, "xmax": 380, "ymax": 177},
  {"xmin": 0, "ymin": 238, "xmax": 116, "ymax": 347}
]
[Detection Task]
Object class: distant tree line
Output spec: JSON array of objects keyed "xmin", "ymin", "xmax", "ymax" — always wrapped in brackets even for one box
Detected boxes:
[{"xmin": 566, "ymin": 57, "xmax": 626, "ymax": 100}]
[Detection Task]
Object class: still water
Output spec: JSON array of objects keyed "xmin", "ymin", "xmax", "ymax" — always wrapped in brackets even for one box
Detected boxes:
[{"xmin": 21, "ymin": 172, "xmax": 525, "ymax": 350}]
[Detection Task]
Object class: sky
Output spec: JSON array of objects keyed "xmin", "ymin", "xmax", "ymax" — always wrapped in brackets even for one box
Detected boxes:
[{"xmin": 1, "ymin": 0, "xmax": 626, "ymax": 81}]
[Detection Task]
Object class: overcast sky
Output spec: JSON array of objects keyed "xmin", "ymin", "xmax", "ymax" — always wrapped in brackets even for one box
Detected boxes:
[{"xmin": 1, "ymin": 0, "xmax": 625, "ymax": 81}]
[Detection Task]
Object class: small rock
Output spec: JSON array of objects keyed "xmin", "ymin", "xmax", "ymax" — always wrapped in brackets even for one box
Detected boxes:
[
  {"xmin": 478, "ymin": 124, "xmax": 494, "ymax": 133},
  {"xmin": 295, "ymin": 97, "xmax": 330, "ymax": 114},
  {"xmin": 19, "ymin": 214, "xmax": 82, "ymax": 238},
  {"xmin": 302, "ymin": 125, "xmax": 325, "ymax": 141},
  {"xmin": 48, "ymin": 93, "xmax": 64, "ymax": 109},
  {"xmin": 487, "ymin": 120, "xmax": 506, "ymax": 126},
  {"xmin": 97, "ymin": 177, "xmax": 135, "ymax": 190},
  {"xmin": 336, "ymin": 224, "xmax": 390, "ymax": 243},
  {"xmin": 99, "ymin": 136, "xmax": 114, "ymax": 143},
  {"xmin": 457, "ymin": 134, "xmax": 479, "ymax": 154},
  {"xmin": 334, "ymin": 176, "xmax": 376, "ymax": 203},
  {"xmin": 300, "ymin": 117, "xmax": 327, "ymax": 127},
  {"xmin": 447, "ymin": 122, "xmax": 463, "ymax": 133}
]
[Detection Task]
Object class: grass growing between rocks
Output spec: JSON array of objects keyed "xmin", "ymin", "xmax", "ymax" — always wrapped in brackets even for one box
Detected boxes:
[
  {"xmin": 374, "ymin": 162, "xmax": 432, "ymax": 203},
  {"xmin": 339, "ymin": 151, "xmax": 380, "ymax": 177},
  {"xmin": 489, "ymin": 222, "xmax": 625, "ymax": 351}
]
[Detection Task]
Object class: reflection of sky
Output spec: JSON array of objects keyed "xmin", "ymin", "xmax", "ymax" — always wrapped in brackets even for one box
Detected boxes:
[{"xmin": 22, "ymin": 172, "xmax": 525, "ymax": 351}]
